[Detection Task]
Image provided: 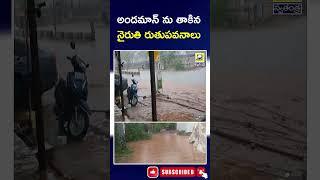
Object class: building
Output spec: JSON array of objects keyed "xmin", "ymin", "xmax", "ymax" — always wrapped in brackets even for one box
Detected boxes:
[{"xmin": 177, "ymin": 123, "xmax": 194, "ymax": 133}]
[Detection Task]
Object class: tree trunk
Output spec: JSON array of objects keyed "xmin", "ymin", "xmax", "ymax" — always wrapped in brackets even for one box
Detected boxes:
[{"xmin": 116, "ymin": 123, "xmax": 126, "ymax": 149}]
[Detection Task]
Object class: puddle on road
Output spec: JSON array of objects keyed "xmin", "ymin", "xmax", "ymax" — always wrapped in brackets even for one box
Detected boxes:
[{"xmin": 117, "ymin": 132, "xmax": 206, "ymax": 164}]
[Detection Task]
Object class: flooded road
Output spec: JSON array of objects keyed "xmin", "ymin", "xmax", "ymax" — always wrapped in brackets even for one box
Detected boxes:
[
  {"xmin": 123, "ymin": 68, "xmax": 205, "ymax": 97},
  {"xmin": 117, "ymin": 68, "xmax": 206, "ymax": 121},
  {"xmin": 117, "ymin": 132, "xmax": 206, "ymax": 164}
]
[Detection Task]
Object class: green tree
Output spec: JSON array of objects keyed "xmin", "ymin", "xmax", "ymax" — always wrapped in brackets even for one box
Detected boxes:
[{"xmin": 175, "ymin": 60, "xmax": 185, "ymax": 71}]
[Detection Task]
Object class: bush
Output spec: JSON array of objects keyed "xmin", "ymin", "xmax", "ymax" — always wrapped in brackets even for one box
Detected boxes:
[
  {"xmin": 152, "ymin": 123, "xmax": 177, "ymax": 133},
  {"xmin": 125, "ymin": 124, "xmax": 151, "ymax": 142}
]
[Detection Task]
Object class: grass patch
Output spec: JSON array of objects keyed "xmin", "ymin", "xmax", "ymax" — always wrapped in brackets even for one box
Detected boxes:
[
  {"xmin": 115, "ymin": 146, "xmax": 132, "ymax": 156},
  {"xmin": 115, "ymin": 146, "xmax": 133, "ymax": 162}
]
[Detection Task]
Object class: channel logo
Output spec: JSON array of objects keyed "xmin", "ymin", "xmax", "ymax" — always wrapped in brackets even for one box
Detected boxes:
[
  {"xmin": 195, "ymin": 52, "xmax": 205, "ymax": 63},
  {"xmin": 272, "ymin": 0, "xmax": 303, "ymax": 15}
]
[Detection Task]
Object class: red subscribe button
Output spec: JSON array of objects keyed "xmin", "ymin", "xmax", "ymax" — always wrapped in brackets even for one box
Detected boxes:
[{"xmin": 159, "ymin": 167, "xmax": 196, "ymax": 178}]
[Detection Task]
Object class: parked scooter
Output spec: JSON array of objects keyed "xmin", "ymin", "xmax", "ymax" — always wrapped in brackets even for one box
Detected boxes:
[
  {"xmin": 127, "ymin": 75, "xmax": 138, "ymax": 106},
  {"xmin": 54, "ymin": 41, "xmax": 91, "ymax": 141}
]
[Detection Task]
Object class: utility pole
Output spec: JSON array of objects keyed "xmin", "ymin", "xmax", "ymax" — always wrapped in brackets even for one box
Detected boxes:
[
  {"xmin": 53, "ymin": 0, "xmax": 56, "ymax": 38},
  {"xmin": 115, "ymin": 51, "xmax": 125, "ymax": 121},
  {"xmin": 149, "ymin": 51, "xmax": 157, "ymax": 121},
  {"xmin": 24, "ymin": 1, "xmax": 33, "ymax": 131},
  {"xmin": 26, "ymin": 0, "xmax": 47, "ymax": 179},
  {"xmin": 90, "ymin": 21, "xmax": 95, "ymax": 41}
]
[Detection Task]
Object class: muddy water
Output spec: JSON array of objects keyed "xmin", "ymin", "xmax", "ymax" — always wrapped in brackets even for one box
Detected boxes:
[
  {"xmin": 118, "ymin": 132, "xmax": 206, "ymax": 164},
  {"xmin": 123, "ymin": 68, "xmax": 206, "ymax": 97},
  {"xmin": 121, "ymin": 68, "xmax": 206, "ymax": 121}
]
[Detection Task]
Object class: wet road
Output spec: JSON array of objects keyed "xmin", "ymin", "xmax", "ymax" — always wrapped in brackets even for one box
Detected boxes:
[
  {"xmin": 117, "ymin": 132, "xmax": 206, "ymax": 164},
  {"xmin": 38, "ymin": 23, "xmax": 109, "ymax": 110},
  {"xmin": 117, "ymin": 68, "xmax": 206, "ymax": 121},
  {"xmin": 123, "ymin": 68, "xmax": 206, "ymax": 97},
  {"xmin": 28, "ymin": 23, "xmax": 110, "ymax": 179},
  {"xmin": 211, "ymin": 17, "xmax": 307, "ymax": 179}
]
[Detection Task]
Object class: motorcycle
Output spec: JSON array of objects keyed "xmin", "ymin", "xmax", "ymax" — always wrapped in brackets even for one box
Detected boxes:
[
  {"xmin": 127, "ymin": 78, "xmax": 138, "ymax": 106},
  {"xmin": 54, "ymin": 41, "xmax": 91, "ymax": 141}
]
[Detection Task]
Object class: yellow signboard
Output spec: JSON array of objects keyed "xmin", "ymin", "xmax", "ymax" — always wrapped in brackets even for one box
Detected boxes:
[
  {"xmin": 195, "ymin": 52, "xmax": 205, "ymax": 63},
  {"xmin": 154, "ymin": 51, "xmax": 160, "ymax": 62}
]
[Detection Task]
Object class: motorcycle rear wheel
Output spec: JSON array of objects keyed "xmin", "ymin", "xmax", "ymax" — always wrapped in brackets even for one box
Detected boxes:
[{"xmin": 130, "ymin": 95, "xmax": 138, "ymax": 106}]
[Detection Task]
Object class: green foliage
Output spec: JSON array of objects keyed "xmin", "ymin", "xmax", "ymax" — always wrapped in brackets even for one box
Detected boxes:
[
  {"xmin": 123, "ymin": 123, "xmax": 177, "ymax": 142},
  {"xmin": 152, "ymin": 123, "xmax": 177, "ymax": 133},
  {"xmin": 160, "ymin": 51, "xmax": 176, "ymax": 70},
  {"xmin": 157, "ymin": 79, "xmax": 163, "ymax": 89},
  {"xmin": 115, "ymin": 123, "xmax": 177, "ymax": 161},
  {"xmin": 120, "ymin": 51, "xmax": 148, "ymax": 63},
  {"xmin": 175, "ymin": 60, "xmax": 185, "ymax": 71},
  {"xmin": 159, "ymin": 53, "xmax": 185, "ymax": 71},
  {"xmin": 167, "ymin": 123, "xmax": 177, "ymax": 130},
  {"xmin": 125, "ymin": 124, "xmax": 151, "ymax": 142},
  {"xmin": 115, "ymin": 146, "xmax": 132, "ymax": 162}
]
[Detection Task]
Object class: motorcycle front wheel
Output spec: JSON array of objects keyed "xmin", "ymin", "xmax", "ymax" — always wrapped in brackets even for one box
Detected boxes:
[{"xmin": 66, "ymin": 108, "xmax": 89, "ymax": 141}]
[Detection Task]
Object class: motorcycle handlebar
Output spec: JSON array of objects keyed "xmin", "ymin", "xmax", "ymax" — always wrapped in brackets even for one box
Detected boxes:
[{"xmin": 66, "ymin": 56, "xmax": 89, "ymax": 68}]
